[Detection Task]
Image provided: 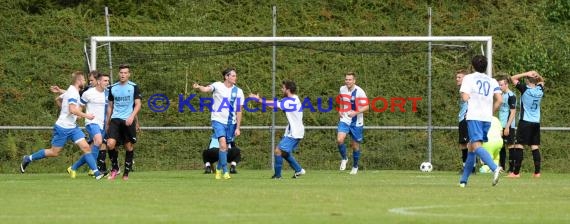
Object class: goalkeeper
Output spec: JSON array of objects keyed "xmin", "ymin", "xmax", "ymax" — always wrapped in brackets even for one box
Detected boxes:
[
  {"xmin": 480, "ymin": 116, "xmax": 503, "ymax": 173},
  {"xmin": 203, "ymin": 136, "xmax": 241, "ymax": 174}
]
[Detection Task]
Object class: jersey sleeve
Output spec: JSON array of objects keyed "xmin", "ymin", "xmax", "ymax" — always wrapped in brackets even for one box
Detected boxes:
[
  {"xmin": 133, "ymin": 84, "xmax": 142, "ymax": 100},
  {"xmin": 491, "ymin": 79, "xmax": 501, "ymax": 94},
  {"xmin": 67, "ymin": 89, "xmax": 80, "ymax": 105},
  {"xmin": 537, "ymin": 84, "xmax": 544, "ymax": 92},
  {"xmin": 274, "ymin": 99, "xmax": 283, "ymax": 111},
  {"xmin": 237, "ymin": 88, "xmax": 245, "ymax": 106},
  {"xmin": 356, "ymin": 88, "xmax": 368, "ymax": 106},
  {"xmin": 508, "ymin": 94, "xmax": 516, "ymax": 109},
  {"xmin": 80, "ymin": 90, "xmax": 89, "ymax": 106},
  {"xmin": 108, "ymin": 87, "xmax": 114, "ymax": 102},
  {"xmin": 79, "ymin": 86, "xmax": 89, "ymax": 97},
  {"xmin": 275, "ymin": 97, "xmax": 298, "ymax": 111},
  {"xmin": 459, "ymin": 76, "xmax": 471, "ymax": 94},
  {"xmin": 283, "ymin": 97, "xmax": 302, "ymax": 112},
  {"xmin": 209, "ymin": 82, "xmax": 220, "ymax": 92}
]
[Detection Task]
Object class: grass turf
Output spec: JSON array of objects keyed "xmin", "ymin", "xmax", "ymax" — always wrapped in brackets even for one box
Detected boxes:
[{"xmin": 1, "ymin": 170, "xmax": 569, "ymax": 223}]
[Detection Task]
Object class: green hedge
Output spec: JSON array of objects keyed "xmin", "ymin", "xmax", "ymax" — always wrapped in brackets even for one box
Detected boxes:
[{"xmin": 1, "ymin": 0, "xmax": 569, "ymax": 172}]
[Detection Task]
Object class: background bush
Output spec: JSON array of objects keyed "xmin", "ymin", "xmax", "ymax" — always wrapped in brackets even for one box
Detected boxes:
[{"xmin": 0, "ymin": 0, "xmax": 568, "ymax": 173}]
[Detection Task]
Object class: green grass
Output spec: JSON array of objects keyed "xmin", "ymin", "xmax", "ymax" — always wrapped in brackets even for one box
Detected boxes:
[{"xmin": 1, "ymin": 170, "xmax": 570, "ymax": 223}]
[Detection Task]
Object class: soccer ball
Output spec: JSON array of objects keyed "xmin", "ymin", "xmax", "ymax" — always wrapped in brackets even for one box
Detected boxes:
[
  {"xmin": 479, "ymin": 165, "xmax": 491, "ymax": 173},
  {"xmin": 420, "ymin": 162, "xmax": 433, "ymax": 172}
]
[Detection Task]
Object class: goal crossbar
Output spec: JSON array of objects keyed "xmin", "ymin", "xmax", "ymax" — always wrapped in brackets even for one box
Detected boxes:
[
  {"xmin": 90, "ymin": 36, "xmax": 491, "ymax": 43},
  {"xmin": 89, "ymin": 35, "xmax": 493, "ymax": 74}
]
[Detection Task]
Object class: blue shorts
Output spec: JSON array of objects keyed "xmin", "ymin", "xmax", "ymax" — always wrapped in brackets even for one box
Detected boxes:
[
  {"xmin": 51, "ymin": 125, "xmax": 86, "ymax": 148},
  {"xmin": 467, "ymin": 120, "xmax": 490, "ymax": 143},
  {"xmin": 212, "ymin": 121, "xmax": 236, "ymax": 142},
  {"xmin": 337, "ymin": 122, "xmax": 364, "ymax": 143},
  {"xmin": 85, "ymin": 123, "xmax": 104, "ymax": 142},
  {"xmin": 278, "ymin": 136, "xmax": 301, "ymax": 153}
]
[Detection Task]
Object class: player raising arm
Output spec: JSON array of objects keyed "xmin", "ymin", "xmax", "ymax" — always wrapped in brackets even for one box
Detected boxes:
[{"xmin": 249, "ymin": 80, "xmax": 306, "ymax": 179}]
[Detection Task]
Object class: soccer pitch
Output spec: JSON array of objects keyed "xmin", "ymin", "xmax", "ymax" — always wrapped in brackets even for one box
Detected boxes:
[{"xmin": 2, "ymin": 170, "xmax": 569, "ymax": 223}]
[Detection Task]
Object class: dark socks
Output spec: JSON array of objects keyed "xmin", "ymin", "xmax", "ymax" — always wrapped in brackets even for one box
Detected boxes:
[
  {"xmin": 461, "ymin": 148, "xmax": 468, "ymax": 163},
  {"xmin": 513, "ymin": 148, "xmax": 524, "ymax": 175},
  {"xmin": 507, "ymin": 148, "xmax": 515, "ymax": 173},
  {"xmin": 97, "ymin": 150, "xmax": 107, "ymax": 172},
  {"xmin": 109, "ymin": 149, "xmax": 119, "ymax": 171},
  {"xmin": 124, "ymin": 150, "xmax": 134, "ymax": 176},
  {"xmin": 532, "ymin": 149, "xmax": 541, "ymax": 174},
  {"xmin": 499, "ymin": 145, "xmax": 506, "ymax": 169}
]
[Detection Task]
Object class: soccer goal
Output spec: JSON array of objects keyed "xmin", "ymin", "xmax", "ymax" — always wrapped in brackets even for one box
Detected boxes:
[{"xmin": 89, "ymin": 35, "xmax": 492, "ymax": 171}]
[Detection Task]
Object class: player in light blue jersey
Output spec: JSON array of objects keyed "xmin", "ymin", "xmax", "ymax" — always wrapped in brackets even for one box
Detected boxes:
[
  {"xmin": 105, "ymin": 64, "xmax": 142, "ymax": 181},
  {"xmin": 20, "ymin": 71, "xmax": 104, "ymax": 179},
  {"xmin": 511, "ymin": 71, "xmax": 544, "ymax": 178},
  {"xmin": 337, "ymin": 72, "xmax": 369, "ymax": 175},
  {"xmin": 455, "ymin": 69, "xmax": 475, "ymax": 174},
  {"xmin": 496, "ymin": 75, "xmax": 518, "ymax": 176},
  {"xmin": 250, "ymin": 80, "xmax": 306, "ymax": 179},
  {"xmin": 458, "ymin": 55, "xmax": 503, "ymax": 187},
  {"xmin": 194, "ymin": 68, "xmax": 245, "ymax": 180}
]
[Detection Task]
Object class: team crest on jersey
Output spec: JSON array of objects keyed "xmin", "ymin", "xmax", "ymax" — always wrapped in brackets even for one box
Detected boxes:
[{"xmin": 231, "ymin": 92, "xmax": 237, "ymax": 97}]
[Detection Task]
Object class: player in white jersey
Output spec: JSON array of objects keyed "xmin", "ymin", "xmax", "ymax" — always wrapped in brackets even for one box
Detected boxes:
[
  {"xmin": 250, "ymin": 80, "xmax": 306, "ymax": 179},
  {"xmin": 67, "ymin": 72, "xmax": 110, "ymax": 178},
  {"xmin": 20, "ymin": 71, "xmax": 104, "ymax": 179},
  {"xmin": 193, "ymin": 68, "xmax": 244, "ymax": 180},
  {"xmin": 51, "ymin": 71, "xmax": 110, "ymax": 177},
  {"xmin": 337, "ymin": 72, "xmax": 369, "ymax": 175},
  {"xmin": 458, "ymin": 55, "xmax": 503, "ymax": 187}
]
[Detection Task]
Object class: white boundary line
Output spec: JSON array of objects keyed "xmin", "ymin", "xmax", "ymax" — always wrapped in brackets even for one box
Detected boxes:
[
  {"xmin": 389, "ymin": 204, "xmax": 482, "ymax": 218},
  {"xmin": 388, "ymin": 202, "xmax": 570, "ymax": 220}
]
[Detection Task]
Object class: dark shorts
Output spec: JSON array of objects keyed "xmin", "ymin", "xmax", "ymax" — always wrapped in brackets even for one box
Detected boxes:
[
  {"xmin": 202, "ymin": 146, "xmax": 241, "ymax": 163},
  {"xmin": 502, "ymin": 128, "xmax": 515, "ymax": 145},
  {"xmin": 516, "ymin": 120, "xmax": 540, "ymax": 145},
  {"xmin": 458, "ymin": 119, "xmax": 469, "ymax": 144},
  {"xmin": 108, "ymin": 118, "xmax": 137, "ymax": 144}
]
